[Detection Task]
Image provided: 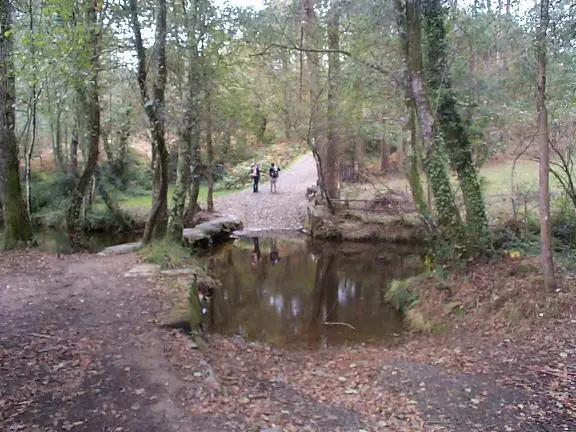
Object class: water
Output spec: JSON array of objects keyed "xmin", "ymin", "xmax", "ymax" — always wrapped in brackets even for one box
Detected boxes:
[
  {"xmin": 12, "ymin": 228, "xmax": 141, "ymax": 253},
  {"xmin": 203, "ymin": 235, "xmax": 425, "ymax": 350}
]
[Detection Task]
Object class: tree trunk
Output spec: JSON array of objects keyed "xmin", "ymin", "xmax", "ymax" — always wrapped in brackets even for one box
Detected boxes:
[
  {"xmin": 281, "ymin": 53, "xmax": 292, "ymax": 141},
  {"xmin": 169, "ymin": 0, "xmax": 203, "ymax": 238},
  {"xmin": 206, "ymin": 87, "xmax": 214, "ymax": 213},
  {"xmin": 70, "ymin": 129, "xmax": 79, "ymax": 176},
  {"xmin": 355, "ymin": 137, "xmax": 365, "ymax": 173},
  {"xmin": 24, "ymin": 0, "xmax": 37, "ymax": 218},
  {"xmin": 379, "ymin": 136, "xmax": 390, "ymax": 172},
  {"xmin": 0, "ymin": 0, "xmax": 33, "ymax": 249},
  {"xmin": 396, "ymin": 1, "xmax": 429, "ymax": 219},
  {"xmin": 424, "ymin": 0, "xmax": 491, "ymax": 255},
  {"xmin": 66, "ymin": 1, "xmax": 101, "ymax": 249},
  {"xmin": 536, "ymin": 0, "xmax": 555, "ymax": 290},
  {"xmin": 129, "ymin": 0, "xmax": 168, "ymax": 244},
  {"xmin": 167, "ymin": 136, "xmax": 191, "ymax": 240},
  {"xmin": 257, "ymin": 113, "xmax": 267, "ymax": 145},
  {"xmin": 95, "ymin": 166, "xmax": 131, "ymax": 231},
  {"xmin": 325, "ymin": 0, "xmax": 341, "ymax": 200},
  {"xmin": 401, "ymin": 0, "xmax": 462, "ymax": 244},
  {"xmin": 302, "ymin": 0, "xmax": 334, "ymax": 213}
]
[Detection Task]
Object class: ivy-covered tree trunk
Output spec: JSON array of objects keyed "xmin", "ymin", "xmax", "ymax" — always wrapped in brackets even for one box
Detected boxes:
[
  {"xmin": 401, "ymin": 0, "xmax": 464, "ymax": 252},
  {"xmin": 423, "ymin": 0, "xmax": 492, "ymax": 256},
  {"xmin": 70, "ymin": 129, "xmax": 78, "ymax": 177},
  {"xmin": 395, "ymin": 0, "xmax": 430, "ymax": 220},
  {"xmin": 167, "ymin": 136, "xmax": 191, "ymax": 240},
  {"xmin": 0, "ymin": 0, "xmax": 33, "ymax": 249},
  {"xmin": 66, "ymin": 1, "xmax": 101, "ymax": 249},
  {"xmin": 186, "ymin": 128, "xmax": 202, "ymax": 222},
  {"xmin": 407, "ymin": 108, "xmax": 429, "ymax": 217},
  {"xmin": 129, "ymin": 0, "xmax": 168, "ymax": 244},
  {"xmin": 168, "ymin": 0, "xmax": 202, "ymax": 239}
]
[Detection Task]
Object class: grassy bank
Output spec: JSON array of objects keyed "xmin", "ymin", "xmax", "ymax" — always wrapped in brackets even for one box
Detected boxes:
[{"xmin": 343, "ymin": 158, "xmax": 560, "ymax": 222}]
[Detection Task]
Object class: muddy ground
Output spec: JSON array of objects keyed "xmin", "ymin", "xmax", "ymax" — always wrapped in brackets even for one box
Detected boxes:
[{"xmin": 0, "ymin": 250, "xmax": 574, "ymax": 432}]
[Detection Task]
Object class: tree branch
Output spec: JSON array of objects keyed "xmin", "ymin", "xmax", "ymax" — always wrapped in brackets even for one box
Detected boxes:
[{"xmin": 252, "ymin": 42, "xmax": 391, "ymax": 75}]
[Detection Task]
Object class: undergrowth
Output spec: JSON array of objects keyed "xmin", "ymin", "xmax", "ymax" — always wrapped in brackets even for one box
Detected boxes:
[{"xmin": 141, "ymin": 238, "xmax": 193, "ymax": 269}]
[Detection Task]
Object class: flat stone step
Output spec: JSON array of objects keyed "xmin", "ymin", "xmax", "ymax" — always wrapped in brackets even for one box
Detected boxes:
[
  {"xmin": 124, "ymin": 263, "xmax": 161, "ymax": 277},
  {"xmin": 98, "ymin": 241, "xmax": 142, "ymax": 256},
  {"xmin": 182, "ymin": 215, "xmax": 243, "ymax": 247}
]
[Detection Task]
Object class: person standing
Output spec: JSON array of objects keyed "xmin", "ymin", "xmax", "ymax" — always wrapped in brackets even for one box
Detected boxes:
[
  {"xmin": 268, "ymin": 163, "xmax": 280, "ymax": 193},
  {"xmin": 251, "ymin": 164, "xmax": 261, "ymax": 192}
]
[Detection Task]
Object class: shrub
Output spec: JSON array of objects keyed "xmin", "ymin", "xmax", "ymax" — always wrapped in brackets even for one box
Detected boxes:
[
  {"xmin": 140, "ymin": 238, "xmax": 193, "ymax": 269},
  {"xmin": 386, "ymin": 278, "xmax": 419, "ymax": 313}
]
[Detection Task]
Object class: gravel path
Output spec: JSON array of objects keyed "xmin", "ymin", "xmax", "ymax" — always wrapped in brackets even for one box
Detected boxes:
[{"xmin": 214, "ymin": 153, "xmax": 317, "ymax": 231}]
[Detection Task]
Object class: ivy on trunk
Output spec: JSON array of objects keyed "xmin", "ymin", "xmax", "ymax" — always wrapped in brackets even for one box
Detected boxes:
[{"xmin": 423, "ymin": 0, "xmax": 492, "ymax": 256}]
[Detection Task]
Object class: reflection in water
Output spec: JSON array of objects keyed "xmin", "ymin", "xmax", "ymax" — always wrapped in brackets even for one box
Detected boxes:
[{"xmin": 205, "ymin": 236, "xmax": 425, "ymax": 350}]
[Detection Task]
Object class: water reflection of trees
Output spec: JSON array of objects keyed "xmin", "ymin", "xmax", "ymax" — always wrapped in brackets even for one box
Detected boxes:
[{"xmin": 206, "ymin": 237, "xmax": 425, "ymax": 349}]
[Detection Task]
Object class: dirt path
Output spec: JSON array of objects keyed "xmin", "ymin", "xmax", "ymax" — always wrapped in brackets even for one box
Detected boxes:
[
  {"xmin": 214, "ymin": 153, "xmax": 317, "ymax": 231},
  {"xmin": 1, "ymin": 251, "xmax": 573, "ymax": 432}
]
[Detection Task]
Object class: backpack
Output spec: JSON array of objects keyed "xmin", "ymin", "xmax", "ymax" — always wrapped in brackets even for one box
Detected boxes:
[{"xmin": 270, "ymin": 166, "xmax": 279, "ymax": 178}]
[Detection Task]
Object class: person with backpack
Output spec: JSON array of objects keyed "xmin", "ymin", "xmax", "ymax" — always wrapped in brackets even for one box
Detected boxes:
[
  {"xmin": 269, "ymin": 163, "xmax": 280, "ymax": 193},
  {"xmin": 250, "ymin": 163, "xmax": 261, "ymax": 192}
]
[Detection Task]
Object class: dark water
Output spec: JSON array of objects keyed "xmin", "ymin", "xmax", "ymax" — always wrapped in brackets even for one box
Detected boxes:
[
  {"xmin": 203, "ymin": 235, "xmax": 425, "ymax": 349},
  {"xmin": 16, "ymin": 228, "xmax": 141, "ymax": 253}
]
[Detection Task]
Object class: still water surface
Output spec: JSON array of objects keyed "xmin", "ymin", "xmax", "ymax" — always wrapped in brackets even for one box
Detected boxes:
[{"xmin": 203, "ymin": 235, "xmax": 425, "ymax": 349}]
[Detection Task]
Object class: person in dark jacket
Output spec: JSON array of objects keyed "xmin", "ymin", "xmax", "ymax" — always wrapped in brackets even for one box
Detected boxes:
[
  {"xmin": 251, "ymin": 164, "xmax": 261, "ymax": 192},
  {"xmin": 268, "ymin": 163, "xmax": 280, "ymax": 193}
]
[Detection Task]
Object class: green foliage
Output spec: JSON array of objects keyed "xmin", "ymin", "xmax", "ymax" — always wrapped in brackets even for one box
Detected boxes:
[
  {"xmin": 29, "ymin": 171, "xmax": 76, "ymax": 214},
  {"xmin": 141, "ymin": 238, "xmax": 192, "ymax": 269},
  {"xmin": 386, "ymin": 278, "xmax": 419, "ymax": 314}
]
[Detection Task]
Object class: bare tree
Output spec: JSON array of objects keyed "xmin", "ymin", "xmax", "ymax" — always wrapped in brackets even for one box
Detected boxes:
[{"xmin": 535, "ymin": 0, "xmax": 555, "ymax": 289}]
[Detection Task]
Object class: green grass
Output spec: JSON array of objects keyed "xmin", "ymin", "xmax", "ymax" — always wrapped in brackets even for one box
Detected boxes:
[
  {"xmin": 480, "ymin": 159, "xmax": 561, "ymax": 196},
  {"xmin": 346, "ymin": 157, "xmax": 564, "ymax": 221},
  {"xmin": 118, "ymin": 185, "xmax": 231, "ymax": 212},
  {"xmin": 140, "ymin": 237, "xmax": 193, "ymax": 269}
]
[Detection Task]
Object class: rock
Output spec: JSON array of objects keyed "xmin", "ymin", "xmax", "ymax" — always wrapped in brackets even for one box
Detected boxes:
[
  {"xmin": 182, "ymin": 228, "xmax": 210, "ymax": 246},
  {"xmin": 98, "ymin": 242, "xmax": 142, "ymax": 256},
  {"xmin": 203, "ymin": 376, "xmax": 222, "ymax": 393},
  {"xmin": 182, "ymin": 215, "xmax": 243, "ymax": 248},
  {"xmin": 124, "ymin": 263, "xmax": 160, "ymax": 278},
  {"xmin": 159, "ymin": 268, "xmax": 198, "ymax": 276},
  {"xmin": 260, "ymin": 427, "xmax": 282, "ymax": 432},
  {"xmin": 159, "ymin": 301, "xmax": 192, "ymax": 332}
]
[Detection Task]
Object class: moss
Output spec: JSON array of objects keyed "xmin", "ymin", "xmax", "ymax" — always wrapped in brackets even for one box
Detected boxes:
[
  {"xmin": 2, "ymin": 163, "xmax": 33, "ymax": 250},
  {"xmin": 188, "ymin": 280, "xmax": 203, "ymax": 329},
  {"xmin": 141, "ymin": 238, "xmax": 192, "ymax": 269},
  {"xmin": 386, "ymin": 278, "xmax": 419, "ymax": 313},
  {"xmin": 405, "ymin": 309, "xmax": 433, "ymax": 332}
]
